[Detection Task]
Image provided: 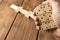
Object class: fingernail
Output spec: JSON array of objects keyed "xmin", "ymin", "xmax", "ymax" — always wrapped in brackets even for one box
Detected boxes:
[
  {"xmin": 36, "ymin": 26, "xmax": 40, "ymax": 30},
  {"xmin": 35, "ymin": 22, "xmax": 38, "ymax": 25},
  {"xmin": 36, "ymin": 26, "xmax": 41, "ymax": 30}
]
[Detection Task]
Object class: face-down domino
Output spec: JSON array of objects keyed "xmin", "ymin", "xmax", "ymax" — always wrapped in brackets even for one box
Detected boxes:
[{"xmin": 33, "ymin": 4, "xmax": 57, "ymax": 30}]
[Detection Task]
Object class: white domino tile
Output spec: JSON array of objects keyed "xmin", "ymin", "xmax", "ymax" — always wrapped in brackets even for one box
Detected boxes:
[
  {"xmin": 34, "ymin": 4, "xmax": 44, "ymax": 15},
  {"xmin": 38, "ymin": 14, "xmax": 46, "ymax": 22},
  {"xmin": 34, "ymin": 4, "xmax": 57, "ymax": 30},
  {"xmin": 40, "ymin": 22, "xmax": 48, "ymax": 30},
  {"xmin": 43, "ymin": 4, "xmax": 52, "ymax": 13},
  {"xmin": 45, "ymin": 12, "xmax": 53, "ymax": 21}
]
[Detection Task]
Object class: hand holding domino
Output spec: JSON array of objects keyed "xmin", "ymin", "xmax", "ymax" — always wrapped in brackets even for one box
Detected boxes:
[{"xmin": 10, "ymin": 3, "xmax": 57, "ymax": 31}]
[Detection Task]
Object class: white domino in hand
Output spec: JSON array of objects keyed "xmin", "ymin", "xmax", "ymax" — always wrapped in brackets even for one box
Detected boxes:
[
  {"xmin": 10, "ymin": 4, "xmax": 34, "ymax": 19},
  {"xmin": 33, "ymin": 4, "xmax": 57, "ymax": 30},
  {"xmin": 10, "ymin": 4, "xmax": 57, "ymax": 31}
]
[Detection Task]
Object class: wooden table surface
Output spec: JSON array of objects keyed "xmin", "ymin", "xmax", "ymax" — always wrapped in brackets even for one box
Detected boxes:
[{"xmin": 0, "ymin": 0, "xmax": 60, "ymax": 40}]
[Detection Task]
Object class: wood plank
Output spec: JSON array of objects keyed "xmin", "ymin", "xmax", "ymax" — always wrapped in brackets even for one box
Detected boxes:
[
  {"xmin": 38, "ymin": 30, "xmax": 60, "ymax": 40},
  {"xmin": 6, "ymin": 0, "xmax": 43, "ymax": 40},
  {"xmin": 38, "ymin": 31, "xmax": 55, "ymax": 40},
  {"xmin": 0, "ymin": 0, "xmax": 23, "ymax": 40}
]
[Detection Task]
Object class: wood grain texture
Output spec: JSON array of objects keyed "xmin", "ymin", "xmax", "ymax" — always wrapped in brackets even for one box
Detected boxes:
[
  {"xmin": 0, "ymin": 0, "xmax": 60, "ymax": 40},
  {"xmin": 38, "ymin": 31, "xmax": 55, "ymax": 40},
  {"xmin": 0, "ymin": 0, "xmax": 23, "ymax": 40},
  {"xmin": 6, "ymin": 0, "xmax": 43, "ymax": 40}
]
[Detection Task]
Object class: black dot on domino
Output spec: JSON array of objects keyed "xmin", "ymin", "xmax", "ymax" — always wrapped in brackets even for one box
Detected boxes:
[
  {"xmin": 41, "ymin": 17, "xmax": 43, "ymax": 19},
  {"xmin": 39, "ymin": 20, "xmax": 41, "ymax": 22},
  {"xmin": 49, "ymin": 15, "xmax": 51, "ymax": 17},
  {"xmin": 45, "ymin": 22, "xmax": 47, "ymax": 24},
  {"xmin": 43, "ymin": 14, "xmax": 45, "ymax": 16},
  {"xmin": 29, "ymin": 16, "xmax": 31, "ymax": 19},
  {"xmin": 48, "ymin": 21, "xmax": 50, "ymax": 23},
  {"xmin": 47, "ymin": 18, "xmax": 49, "ymax": 20},
  {"xmin": 49, "ymin": 26, "xmax": 51, "ymax": 28},
  {"xmin": 44, "ymin": 11, "xmax": 46, "ymax": 12},
  {"xmin": 46, "ymin": 27, "xmax": 48, "ymax": 28},
  {"xmin": 18, "ymin": 11, "xmax": 20, "ymax": 13},
  {"xmin": 43, "ymin": 6, "xmax": 45, "ymax": 8},
  {"xmin": 39, "ymin": 10, "xmax": 40, "ymax": 12},
  {"xmin": 37, "ymin": 13, "xmax": 38, "ymax": 14},
  {"xmin": 54, "ymin": 25, "xmax": 56, "ymax": 27},
  {"xmin": 48, "ymin": 5, "xmax": 50, "ymax": 7},
  {"xmin": 49, "ymin": 10, "xmax": 51, "ymax": 11},
  {"xmin": 42, "ymin": 28, "xmax": 43, "ymax": 30}
]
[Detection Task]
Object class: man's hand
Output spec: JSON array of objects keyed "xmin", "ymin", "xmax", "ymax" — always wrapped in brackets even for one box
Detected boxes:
[
  {"xmin": 33, "ymin": 0, "xmax": 60, "ymax": 37},
  {"xmin": 33, "ymin": 1, "xmax": 49, "ymax": 30},
  {"xmin": 33, "ymin": 12, "xmax": 40, "ymax": 30}
]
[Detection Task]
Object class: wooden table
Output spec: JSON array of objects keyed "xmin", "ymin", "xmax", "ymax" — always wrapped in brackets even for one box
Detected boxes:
[{"xmin": 0, "ymin": 0, "xmax": 60, "ymax": 40}]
